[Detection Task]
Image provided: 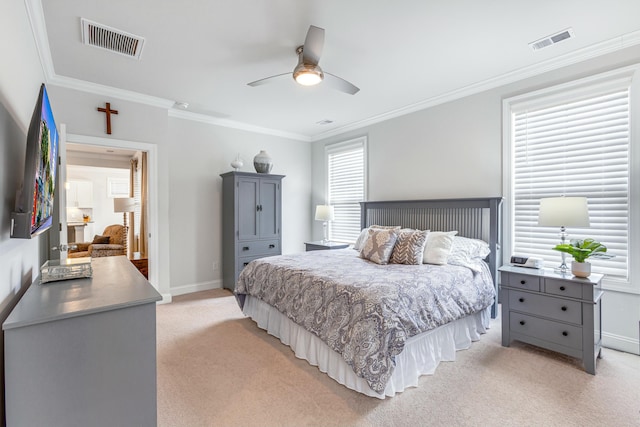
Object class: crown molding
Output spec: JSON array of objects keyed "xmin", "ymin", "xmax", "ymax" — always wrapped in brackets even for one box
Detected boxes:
[
  {"xmin": 26, "ymin": 0, "xmax": 640, "ymax": 143},
  {"xmin": 25, "ymin": 0, "xmax": 56, "ymax": 79},
  {"xmin": 167, "ymin": 109, "xmax": 310, "ymax": 142},
  {"xmin": 49, "ymin": 74, "xmax": 175, "ymax": 109}
]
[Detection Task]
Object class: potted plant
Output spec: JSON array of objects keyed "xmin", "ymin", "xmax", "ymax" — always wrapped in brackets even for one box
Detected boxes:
[{"xmin": 552, "ymin": 238, "xmax": 613, "ymax": 278}]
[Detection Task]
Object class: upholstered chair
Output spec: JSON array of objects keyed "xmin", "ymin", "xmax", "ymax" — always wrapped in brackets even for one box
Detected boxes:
[{"xmin": 68, "ymin": 224, "xmax": 127, "ymax": 258}]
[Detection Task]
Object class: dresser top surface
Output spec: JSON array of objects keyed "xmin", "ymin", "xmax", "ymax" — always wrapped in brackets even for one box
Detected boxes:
[
  {"xmin": 499, "ymin": 264, "xmax": 603, "ymax": 284},
  {"xmin": 3, "ymin": 256, "xmax": 161, "ymax": 330}
]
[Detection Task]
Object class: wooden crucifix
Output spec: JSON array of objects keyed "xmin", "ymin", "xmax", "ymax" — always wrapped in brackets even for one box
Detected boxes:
[{"xmin": 97, "ymin": 102, "xmax": 119, "ymax": 134}]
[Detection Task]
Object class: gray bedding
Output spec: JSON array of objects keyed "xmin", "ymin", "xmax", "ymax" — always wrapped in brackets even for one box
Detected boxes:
[{"xmin": 235, "ymin": 248, "xmax": 495, "ymax": 394}]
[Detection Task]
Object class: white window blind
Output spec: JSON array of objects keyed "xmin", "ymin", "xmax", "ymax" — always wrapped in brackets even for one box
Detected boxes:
[
  {"xmin": 511, "ymin": 86, "xmax": 630, "ymax": 279},
  {"xmin": 327, "ymin": 138, "xmax": 366, "ymax": 243}
]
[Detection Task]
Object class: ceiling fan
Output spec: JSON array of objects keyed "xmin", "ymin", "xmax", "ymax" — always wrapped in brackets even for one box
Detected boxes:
[{"xmin": 247, "ymin": 25, "xmax": 360, "ymax": 95}]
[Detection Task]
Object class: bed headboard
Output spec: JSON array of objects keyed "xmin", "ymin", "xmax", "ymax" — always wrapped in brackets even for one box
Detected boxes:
[{"xmin": 360, "ymin": 197, "xmax": 503, "ymax": 318}]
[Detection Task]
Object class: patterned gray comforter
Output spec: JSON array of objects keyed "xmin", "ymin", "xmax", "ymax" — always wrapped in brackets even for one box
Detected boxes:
[{"xmin": 235, "ymin": 249, "xmax": 495, "ymax": 394}]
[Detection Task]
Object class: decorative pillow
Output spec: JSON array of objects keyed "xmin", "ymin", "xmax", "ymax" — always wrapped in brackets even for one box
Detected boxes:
[
  {"xmin": 447, "ymin": 236, "xmax": 491, "ymax": 272},
  {"xmin": 359, "ymin": 228, "xmax": 399, "ymax": 265},
  {"xmin": 92, "ymin": 235, "xmax": 111, "ymax": 244},
  {"xmin": 390, "ymin": 229, "xmax": 429, "ymax": 265},
  {"xmin": 353, "ymin": 225, "xmax": 401, "ymax": 250},
  {"xmin": 423, "ymin": 231, "xmax": 458, "ymax": 265}
]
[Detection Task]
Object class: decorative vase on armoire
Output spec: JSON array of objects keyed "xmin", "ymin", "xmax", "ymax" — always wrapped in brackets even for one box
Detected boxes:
[{"xmin": 253, "ymin": 150, "xmax": 273, "ymax": 173}]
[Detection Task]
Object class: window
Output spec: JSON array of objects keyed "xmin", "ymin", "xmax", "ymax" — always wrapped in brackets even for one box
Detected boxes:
[
  {"xmin": 504, "ymin": 67, "xmax": 638, "ymax": 290},
  {"xmin": 107, "ymin": 177, "xmax": 129, "ymax": 198},
  {"xmin": 326, "ymin": 137, "xmax": 366, "ymax": 242}
]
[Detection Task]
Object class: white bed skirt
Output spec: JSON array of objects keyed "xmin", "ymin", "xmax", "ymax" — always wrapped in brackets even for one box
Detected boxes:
[{"xmin": 242, "ymin": 296, "xmax": 491, "ymax": 399}]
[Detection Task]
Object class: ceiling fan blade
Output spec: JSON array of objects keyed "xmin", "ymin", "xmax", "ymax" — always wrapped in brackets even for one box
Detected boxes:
[
  {"xmin": 324, "ymin": 72, "xmax": 360, "ymax": 95},
  {"xmin": 247, "ymin": 72, "xmax": 291, "ymax": 87},
  {"xmin": 302, "ymin": 25, "xmax": 324, "ymax": 65}
]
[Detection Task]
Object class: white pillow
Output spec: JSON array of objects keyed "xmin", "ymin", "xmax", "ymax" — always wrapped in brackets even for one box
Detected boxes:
[
  {"xmin": 423, "ymin": 231, "xmax": 458, "ymax": 265},
  {"xmin": 447, "ymin": 236, "xmax": 490, "ymax": 272}
]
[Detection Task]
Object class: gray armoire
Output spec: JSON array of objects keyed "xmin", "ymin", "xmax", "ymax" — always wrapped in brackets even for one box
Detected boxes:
[{"xmin": 220, "ymin": 171, "xmax": 285, "ymax": 290}]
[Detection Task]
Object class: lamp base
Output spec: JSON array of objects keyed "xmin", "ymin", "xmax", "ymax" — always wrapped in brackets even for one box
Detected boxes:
[
  {"xmin": 553, "ymin": 264, "xmax": 571, "ymax": 275},
  {"xmin": 322, "ymin": 222, "xmax": 328, "ymax": 244}
]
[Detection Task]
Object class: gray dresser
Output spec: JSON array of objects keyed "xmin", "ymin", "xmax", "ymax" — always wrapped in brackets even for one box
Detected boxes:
[
  {"xmin": 221, "ymin": 171, "xmax": 284, "ymax": 290},
  {"xmin": 3, "ymin": 256, "xmax": 162, "ymax": 426},
  {"xmin": 499, "ymin": 265, "xmax": 603, "ymax": 374}
]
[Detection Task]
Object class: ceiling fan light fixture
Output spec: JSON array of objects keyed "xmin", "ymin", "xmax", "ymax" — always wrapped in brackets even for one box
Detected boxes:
[{"xmin": 293, "ymin": 64, "xmax": 324, "ymax": 86}]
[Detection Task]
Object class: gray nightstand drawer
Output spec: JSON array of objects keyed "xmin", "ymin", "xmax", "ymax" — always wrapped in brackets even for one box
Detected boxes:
[
  {"xmin": 545, "ymin": 278, "xmax": 583, "ymax": 299},
  {"xmin": 510, "ymin": 313, "xmax": 583, "ymax": 350},
  {"xmin": 237, "ymin": 239, "xmax": 280, "ymax": 257},
  {"xmin": 502, "ymin": 272, "xmax": 541, "ymax": 292},
  {"xmin": 509, "ymin": 290, "xmax": 582, "ymax": 324}
]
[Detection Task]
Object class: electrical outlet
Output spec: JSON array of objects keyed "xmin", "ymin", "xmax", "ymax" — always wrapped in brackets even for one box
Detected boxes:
[{"xmin": 212, "ymin": 262, "xmax": 219, "ymax": 272}]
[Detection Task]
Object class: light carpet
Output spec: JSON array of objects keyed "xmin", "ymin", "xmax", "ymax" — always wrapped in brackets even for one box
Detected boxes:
[{"xmin": 157, "ymin": 289, "xmax": 640, "ymax": 427}]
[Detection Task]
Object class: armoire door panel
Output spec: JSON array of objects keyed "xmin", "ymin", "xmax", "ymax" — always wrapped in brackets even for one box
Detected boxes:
[{"xmin": 238, "ymin": 179, "xmax": 259, "ymax": 240}]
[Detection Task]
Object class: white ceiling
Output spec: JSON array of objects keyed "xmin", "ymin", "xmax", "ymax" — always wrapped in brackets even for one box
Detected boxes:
[{"xmin": 29, "ymin": 0, "xmax": 640, "ymax": 141}]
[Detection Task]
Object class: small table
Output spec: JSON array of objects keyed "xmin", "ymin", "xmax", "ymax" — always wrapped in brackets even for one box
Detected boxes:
[
  {"xmin": 130, "ymin": 253, "xmax": 148, "ymax": 279},
  {"xmin": 305, "ymin": 240, "xmax": 350, "ymax": 251}
]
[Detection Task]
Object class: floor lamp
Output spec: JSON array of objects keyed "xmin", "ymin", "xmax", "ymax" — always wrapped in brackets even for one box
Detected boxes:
[{"xmin": 114, "ymin": 197, "xmax": 136, "ymax": 257}]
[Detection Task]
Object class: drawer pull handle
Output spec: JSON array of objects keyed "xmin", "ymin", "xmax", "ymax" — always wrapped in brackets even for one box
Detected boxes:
[
  {"xmin": 561, "ymin": 306, "xmax": 567, "ymax": 311},
  {"xmin": 562, "ymin": 331, "xmax": 568, "ymax": 337},
  {"xmin": 520, "ymin": 280, "xmax": 526, "ymax": 285},
  {"xmin": 269, "ymin": 244, "xmax": 275, "ymax": 249},
  {"xmin": 242, "ymin": 246, "xmax": 250, "ymax": 251},
  {"xmin": 519, "ymin": 320, "xmax": 525, "ymax": 326},
  {"xmin": 518, "ymin": 298, "xmax": 524, "ymax": 303},
  {"xmin": 559, "ymin": 286, "xmax": 566, "ymax": 291}
]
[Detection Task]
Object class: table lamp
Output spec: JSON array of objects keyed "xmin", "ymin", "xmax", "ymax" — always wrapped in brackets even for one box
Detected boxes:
[
  {"xmin": 114, "ymin": 197, "xmax": 136, "ymax": 255},
  {"xmin": 315, "ymin": 205, "xmax": 335, "ymax": 243},
  {"xmin": 538, "ymin": 196, "xmax": 590, "ymax": 272}
]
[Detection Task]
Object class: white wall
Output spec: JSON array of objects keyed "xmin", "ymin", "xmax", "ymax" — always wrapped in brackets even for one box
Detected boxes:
[
  {"xmin": 0, "ymin": 1, "xmax": 50, "ymax": 421},
  {"xmin": 166, "ymin": 117, "xmax": 311, "ymax": 295},
  {"xmin": 312, "ymin": 45, "xmax": 640, "ymax": 355}
]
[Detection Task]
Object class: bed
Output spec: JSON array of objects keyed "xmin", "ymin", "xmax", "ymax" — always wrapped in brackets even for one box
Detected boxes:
[{"xmin": 235, "ymin": 198, "xmax": 503, "ymax": 398}]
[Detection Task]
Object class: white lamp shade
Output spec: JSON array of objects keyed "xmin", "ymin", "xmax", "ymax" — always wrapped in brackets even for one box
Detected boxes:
[
  {"xmin": 114, "ymin": 197, "xmax": 136, "ymax": 213},
  {"xmin": 315, "ymin": 205, "xmax": 335, "ymax": 221},
  {"xmin": 538, "ymin": 197, "xmax": 590, "ymax": 227}
]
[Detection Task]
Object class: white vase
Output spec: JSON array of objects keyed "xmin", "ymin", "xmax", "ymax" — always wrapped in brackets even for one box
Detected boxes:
[
  {"xmin": 253, "ymin": 150, "xmax": 273, "ymax": 173},
  {"xmin": 230, "ymin": 154, "xmax": 243, "ymax": 170},
  {"xmin": 571, "ymin": 261, "xmax": 591, "ymax": 278}
]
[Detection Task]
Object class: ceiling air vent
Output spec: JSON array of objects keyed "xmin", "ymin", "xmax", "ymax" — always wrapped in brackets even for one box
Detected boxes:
[
  {"xmin": 81, "ymin": 18, "xmax": 145, "ymax": 59},
  {"xmin": 529, "ymin": 28, "xmax": 575, "ymax": 51}
]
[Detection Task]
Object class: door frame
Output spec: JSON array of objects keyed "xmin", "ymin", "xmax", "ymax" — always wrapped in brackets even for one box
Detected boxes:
[{"xmin": 65, "ymin": 133, "xmax": 159, "ymax": 291}]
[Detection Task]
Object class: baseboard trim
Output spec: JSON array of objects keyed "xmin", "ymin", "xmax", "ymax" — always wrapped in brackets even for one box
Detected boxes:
[
  {"xmin": 603, "ymin": 332, "xmax": 640, "ymax": 355},
  {"xmin": 170, "ymin": 280, "xmax": 222, "ymax": 297},
  {"xmin": 158, "ymin": 293, "xmax": 173, "ymax": 304}
]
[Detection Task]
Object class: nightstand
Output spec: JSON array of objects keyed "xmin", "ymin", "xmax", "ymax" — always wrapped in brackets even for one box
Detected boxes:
[
  {"xmin": 499, "ymin": 265, "xmax": 603, "ymax": 374},
  {"xmin": 305, "ymin": 241, "xmax": 350, "ymax": 251}
]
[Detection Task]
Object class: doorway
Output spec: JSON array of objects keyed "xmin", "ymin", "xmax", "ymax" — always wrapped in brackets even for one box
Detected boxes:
[{"xmin": 63, "ymin": 133, "xmax": 159, "ymax": 288}]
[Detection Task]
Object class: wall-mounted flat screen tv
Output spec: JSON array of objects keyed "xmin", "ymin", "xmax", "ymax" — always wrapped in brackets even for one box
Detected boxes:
[{"xmin": 11, "ymin": 84, "xmax": 59, "ymax": 239}]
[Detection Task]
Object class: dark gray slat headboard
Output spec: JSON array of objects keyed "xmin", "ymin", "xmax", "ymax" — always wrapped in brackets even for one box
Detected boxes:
[{"xmin": 360, "ymin": 198, "xmax": 503, "ymax": 318}]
